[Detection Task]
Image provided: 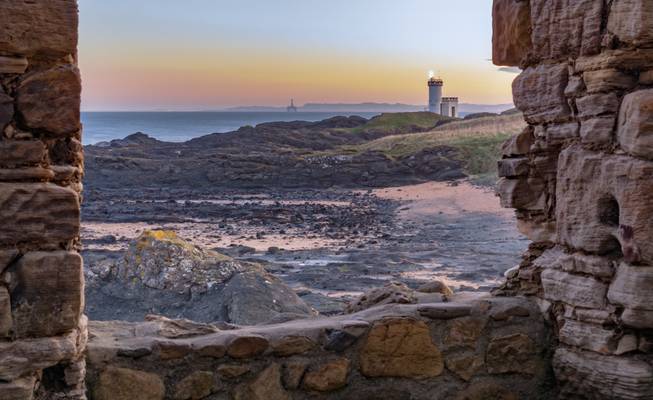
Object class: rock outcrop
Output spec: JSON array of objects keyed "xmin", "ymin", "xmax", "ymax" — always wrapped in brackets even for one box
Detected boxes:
[
  {"xmin": 85, "ymin": 230, "xmax": 315, "ymax": 325},
  {"xmin": 493, "ymin": 0, "xmax": 653, "ymax": 398}
]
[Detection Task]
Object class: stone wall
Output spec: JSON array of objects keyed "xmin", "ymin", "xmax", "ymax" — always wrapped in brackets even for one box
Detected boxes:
[
  {"xmin": 493, "ymin": 0, "xmax": 653, "ymax": 398},
  {"xmin": 85, "ymin": 298, "xmax": 556, "ymax": 400},
  {"xmin": 0, "ymin": 1, "xmax": 86, "ymax": 399}
]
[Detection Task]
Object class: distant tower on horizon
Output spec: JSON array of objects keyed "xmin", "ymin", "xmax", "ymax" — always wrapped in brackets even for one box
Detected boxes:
[
  {"xmin": 287, "ymin": 99, "xmax": 298, "ymax": 112},
  {"xmin": 427, "ymin": 71, "xmax": 459, "ymax": 117}
]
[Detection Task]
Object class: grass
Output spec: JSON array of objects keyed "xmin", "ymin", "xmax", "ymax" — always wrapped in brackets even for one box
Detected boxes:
[{"xmin": 349, "ymin": 112, "xmax": 453, "ymax": 134}]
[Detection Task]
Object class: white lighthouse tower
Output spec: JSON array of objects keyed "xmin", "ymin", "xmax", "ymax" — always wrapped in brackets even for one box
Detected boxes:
[{"xmin": 428, "ymin": 74, "xmax": 443, "ymax": 114}]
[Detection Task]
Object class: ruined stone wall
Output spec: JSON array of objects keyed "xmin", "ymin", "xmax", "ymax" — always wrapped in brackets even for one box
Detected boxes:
[
  {"xmin": 493, "ymin": 0, "xmax": 653, "ymax": 398},
  {"xmin": 0, "ymin": 1, "xmax": 86, "ymax": 399},
  {"xmin": 85, "ymin": 299, "xmax": 555, "ymax": 400}
]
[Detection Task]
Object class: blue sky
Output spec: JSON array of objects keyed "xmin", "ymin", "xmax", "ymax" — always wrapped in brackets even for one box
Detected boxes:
[{"xmin": 78, "ymin": 0, "xmax": 515, "ymax": 110}]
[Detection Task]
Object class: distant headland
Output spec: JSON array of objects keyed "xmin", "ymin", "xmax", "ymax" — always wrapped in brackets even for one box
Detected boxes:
[{"xmin": 226, "ymin": 102, "xmax": 514, "ymax": 114}]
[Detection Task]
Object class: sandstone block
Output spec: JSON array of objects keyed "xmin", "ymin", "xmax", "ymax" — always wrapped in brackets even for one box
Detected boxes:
[
  {"xmin": 513, "ymin": 64, "xmax": 570, "ymax": 124},
  {"xmin": 554, "ymin": 348, "xmax": 653, "ymax": 399},
  {"xmin": 608, "ymin": 0, "xmax": 653, "ymax": 47},
  {"xmin": 541, "ymin": 269, "xmax": 607, "ymax": 308},
  {"xmin": 559, "ymin": 252, "xmax": 615, "ymax": 280},
  {"xmin": 233, "ymin": 363, "xmax": 289, "ymax": 400},
  {"xmin": 8, "ymin": 251, "xmax": 83, "ymax": 338},
  {"xmin": 576, "ymin": 93, "xmax": 620, "ymax": 119},
  {"xmin": 94, "ymin": 367, "xmax": 164, "ymax": 400},
  {"xmin": 576, "ymin": 49, "xmax": 653, "ymax": 74},
  {"xmin": 608, "ymin": 263, "xmax": 653, "ymax": 329},
  {"xmin": 16, "ymin": 65, "xmax": 81, "ymax": 137},
  {"xmin": 0, "ymin": 0, "xmax": 78, "ymax": 57},
  {"xmin": 621, "ymin": 308, "xmax": 653, "ymax": 330},
  {"xmin": 617, "ymin": 89, "xmax": 653, "ymax": 160},
  {"xmin": 173, "ymin": 371, "xmax": 216, "ymax": 400},
  {"xmin": 491, "ymin": 0, "xmax": 531, "ymax": 67},
  {"xmin": 530, "ymin": 0, "xmax": 603, "ymax": 60},
  {"xmin": 498, "ymin": 158, "xmax": 529, "ymax": 177},
  {"xmin": 497, "ymin": 177, "xmax": 546, "ymax": 210},
  {"xmin": 0, "ymin": 285, "xmax": 11, "ymax": 338},
  {"xmin": 226, "ymin": 335, "xmax": 269, "ymax": 359},
  {"xmin": 454, "ymin": 382, "xmax": 518, "ymax": 400},
  {"xmin": 0, "ymin": 376, "xmax": 36, "ymax": 400},
  {"xmin": 444, "ymin": 317, "xmax": 487, "ymax": 348},
  {"xmin": 303, "ymin": 358, "xmax": 350, "ymax": 392},
  {"xmin": 272, "ymin": 335, "xmax": 316, "ymax": 357},
  {"xmin": 486, "ymin": 333, "xmax": 537, "ymax": 375},
  {"xmin": 282, "ymin": 361, "xmax": 307, "ymax": 390},
  {"xmin": 559, "ymin": 319, "xmax": 617, "ymax": 354},
  {"xmin": 0, "ymin": 183, "xmax": 79, "ymax": 246},
  {"xmin": 501, "ymin": 126, "xmax": 534, "ymax": 157},
  {"xmin": 581, "ymin": 116, "xmax": 616, "ymax": 146},
  {"xmin": 546, "ymin": 122, "xmax": 579, "ymax": 144},
  {"xmin": 641, "ymin": 70, "xmax": 653, "ymax": 85},
  {"xmin": 0, "ymin": 167, "xmax": 55, "ymax": 182},
  {"xmin": 154, "ymin": 340, "xmax": 192, "ymax": 360},
  {"xmin": 583, "ymin": 69, "xmax": 637, "ymax": 93},
  {"xmin": 0, "ymin": 141, "xmax": 46, "ymax": 168},
  {"xmin": 0, "ymin": 56, "xmax": 27, "ymax": 74},
  {"xmin": 0, "ymin": 332, "xmax": 79, "ymax": 381},
  {"xmin": 564, "ymin": 76, "xmax": 586, "ymax": 98},
  {"xmin": 360, "ymin": 318, "xmax": 443, "ymax": 378},
  {"xmin": 217, "ymin": 364, "xmax": 250, "ymax": 380},
  {"xmin": 418, "ymin": 304, "xmax": 472, "ymax": 320}
]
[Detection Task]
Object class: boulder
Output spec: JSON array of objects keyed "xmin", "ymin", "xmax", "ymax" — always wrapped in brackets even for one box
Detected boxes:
[
  {"xmin": 416, "ymin": 280, "xmax": 454, "ymax": 297},
  {"xmin": 360, "ymin": 318, "xmax": 443, "ymax": 378},
  {"xmin": 608, "ymin": 0, "xmax": 653, "ymax": 47},
  {"xmin": 16, "ymin": 65, "xmax": 81, "ymax": 136},
  {"xmin": 346, "ymin": 282, "xmax": 417, "ymax": 313}
]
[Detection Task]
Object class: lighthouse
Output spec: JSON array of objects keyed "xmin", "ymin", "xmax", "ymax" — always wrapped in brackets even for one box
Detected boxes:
[{"xmin": 428, "ymin": 76, "xmax": 443, "ymax": 114}]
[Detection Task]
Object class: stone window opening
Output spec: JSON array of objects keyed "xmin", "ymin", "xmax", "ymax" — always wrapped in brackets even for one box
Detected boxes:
[{"xmin": 597, "ymin": 194, "xmax": 620, "ymax": 227}]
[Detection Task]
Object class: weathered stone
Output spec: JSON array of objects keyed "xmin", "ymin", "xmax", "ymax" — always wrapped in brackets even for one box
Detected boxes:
[
  {"xmin": 193, "ymin": 342, "xmax": 226, "ymax": 359},
  {"xmin": 498, "ymin": 158, "xmax": 529, "ymax": 177},
  {"xmin": 173, "ymin": 371, "xmax": 215, "ymax": 400},
  {"xmin": 580, "ymin": 116, "xmax": 616, "ymax": 146},
  {"xmin": 0, "ymin": 141, "xmax": 46, "ymax": 168},
  {"xmin": 346, "ymin": 282, "xmax": 417, "ymax": 313},
  {"xmin": 0, "ymin": 167, "xmax": 55, "ymax": 182},
  {"xmin": 0, "ymin": 332, "xmax": 79, "ymax": 381},
  {"xmin": 233, "ymin": 364, "xmax": 289, "ymax": 400},
  {"xmin": 419, "ymin": 304, "xmax": 472, "ymax": 320},
  {"xmin": 641, "ymin": 70, "xmax": 653, "ymax": 85},
  {"xmin": 154, "ymin": 340, "xmax": 192, "ymax": 360},
  {"xmin": 513, "ymin": 64, "xmax": 570, "ymax": 124},
  {"xmin": 546, "ymin": 122, "xmax": 579, "ymax": 144},
  {"xmin": 0, "ymin": 0, "xmax": 78, "ymax": 57},
  {"xmin": 576, "ymin": 49, "xmax": 653, "ymax": 73},
  {"xmin": 324, "ymin": 330, "xmax": 359, "ymax": 352},
  {"xmin": 583, "ymin": 69, "xmax": 637, "ymax": 93},
  {"xmin": 567, "ymin": 307, "xmax": 615, "ymax": 325},
  {"xmin": 486, "ymin": 333, "xmax": 536, "ymax": 375},
  {"xmin": 621, "ymin": 309, "xmax": 653, "ymax": 330},
  {"xmin": 16, "ymin": 65, "xmax": 81, "ymax": 136},
  {"xmin": 446, "ymin": 353, "xmax": 484, "ymax": 381},
  {"xmin": 608, "ymin": 0, "xmax": 653, "ymax": 47},
  {"xmin": 226, "ymin": 335, "xmax": 269, "ymax": 359},
  {"xmin": 497, "ymin": 177, "xmax": 546, "ymax": 210},
  {"xmin": 0, "ymin": 56, "xmax": 28, "ymax": 74},
  {"xmin": 0, "ymin": 285, "xmax": 11, "ymax": 338},
  {"xmin": 282, "ymin": 360, "xmax": 307, "ymax": 390},
  {"xmin": 541, "ymin": 269, "xmax": 607, "ymax": 308},
  {"xmin": 0, "ymin": 376, "xmax": 36, "ymax": 400},
  {"xmin": 0, "ymin": 89, "xmax": 12, "ymax": 131},
  {"xmin": 491, "ymin": 0, "xmax": 531, "ymax": 66},
  {"xmin": 454, "ymin": 382, "xmax": 518, "ymax": 400},
  {"xmin": 444, "ymin": 317, "xmax": 486, "ymax": 348},
  {"xmin": 554, "ymin": 348, "xmax": 653, "ymax": 399},
  {"xmin": 217, "ymin": 364, "xmax": 250, "ymax": 380},
  {"xmin": 565, "ymin": 76, "xmax": 586, "ymax": 98},
  {"xmin": 559, "ymin": 319, "xmax": 617, "ymax": 354},
  {"xmin": 7, "ymin": 251, "xmax": 82, "ymax": 338},
  {"xmin": 559, "ymin": 252, "xmax": 615, "ymax": 280},
  {"xmin": 94, "ymin": 367, "xmax": 164, "ymax": 400},
  {"xmin": 617, "ymin": 89, "xmax": 653, "ymax": 160},
  {"xmin": 576, "ymin": 93, "xmax": 620, "ymax": 119},
  {"xmin": 616, "ymin": 334, "xmax": 639, "ymax": 356},
  {"xmin": 0, "ymin": 183, "xmax": 79, "ymax": 245},
  {"xmin": 608, "ymin": 263, "xmax": 653, "ymax": 328},
  {"xmin": 303, "ymin": 358, "xmax": 350, "ymax": 392},
  {"xmin": 501, "ymin": 126, "xmax": 534, "ymax": 157},
  {"xmin": 272, "ymin": 335, "xmax": 316, "ymax": 357},
  {"xmin": 490, "ymin": 304, "xmax": 531, "ymax": 321},
  {"xmin": 416, "ymin": 279, "xmax": 453, "ymax": 296},
  {"xmin": 360, "ymin": 318, "xmax": 443, "ymax": 378}
]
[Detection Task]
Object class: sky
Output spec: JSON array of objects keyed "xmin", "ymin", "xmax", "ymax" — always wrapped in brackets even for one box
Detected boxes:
[{"xmin": 78, "ymin": 0, "xmax": 517, "ymax": 111}]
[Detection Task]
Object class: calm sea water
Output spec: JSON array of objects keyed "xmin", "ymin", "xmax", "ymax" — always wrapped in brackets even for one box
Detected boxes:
[{"xmin": 81, "ymin": 111, "xmax": 380, "ymax": 145}]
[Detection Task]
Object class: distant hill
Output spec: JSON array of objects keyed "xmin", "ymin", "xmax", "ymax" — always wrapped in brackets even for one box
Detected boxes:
[{"xmin": 227, "ymin": 102, "xmax": 515, "ymax": 115}]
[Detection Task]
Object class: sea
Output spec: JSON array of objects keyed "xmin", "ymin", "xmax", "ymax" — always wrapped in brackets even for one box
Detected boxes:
[{"xmin": 81, "ymin": 111, "xmax": 381, "ymax": 145}]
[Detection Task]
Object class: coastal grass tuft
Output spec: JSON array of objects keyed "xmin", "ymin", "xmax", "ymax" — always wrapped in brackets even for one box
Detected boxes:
[{"xmin": 350, "ymin": 112, "xmax": 453, "ymax": 134}]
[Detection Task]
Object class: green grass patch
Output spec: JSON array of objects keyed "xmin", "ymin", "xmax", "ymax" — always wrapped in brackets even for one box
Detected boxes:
[{"xmin": 350, "ymin": 112, "xmax": 453, "ymax": 134}]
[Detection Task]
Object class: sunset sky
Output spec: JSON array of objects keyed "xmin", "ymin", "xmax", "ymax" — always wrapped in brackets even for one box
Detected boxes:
[{"xmin": 78, "ymin": 0, "xmax": 517, "ymax": 111}]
